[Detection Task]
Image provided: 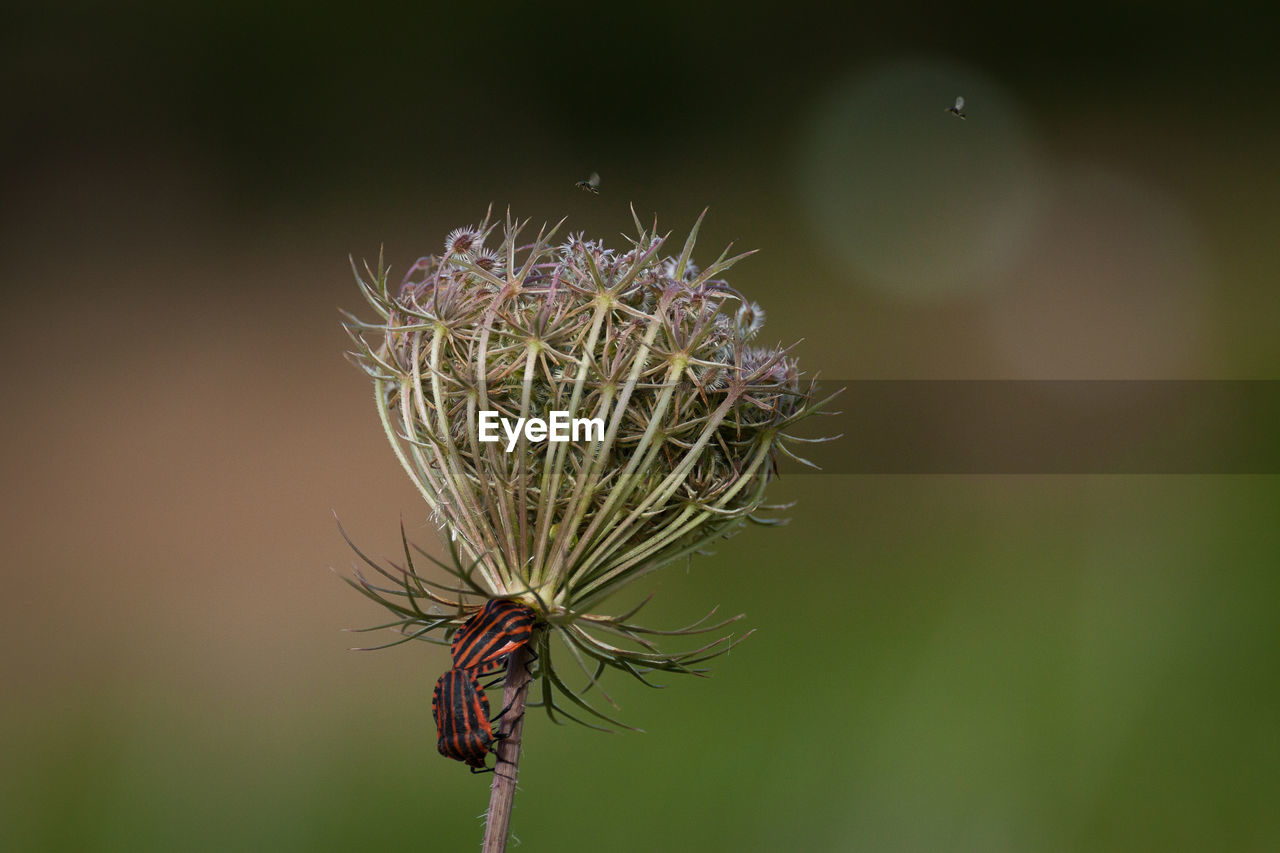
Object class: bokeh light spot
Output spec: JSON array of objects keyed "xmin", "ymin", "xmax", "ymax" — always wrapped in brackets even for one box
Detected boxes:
[{"xmin": 795, "ymin": 58, "xmax": 1047, "ymax": 302}]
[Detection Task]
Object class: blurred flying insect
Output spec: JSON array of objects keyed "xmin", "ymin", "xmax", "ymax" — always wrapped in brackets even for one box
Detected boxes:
[
  {"xmin": 946, "ymin": 96, "xmax": 966, "ymax": 119},
  {"xmin": 575, "ymin": 171, "xmax": 601, "ymax": 194}
]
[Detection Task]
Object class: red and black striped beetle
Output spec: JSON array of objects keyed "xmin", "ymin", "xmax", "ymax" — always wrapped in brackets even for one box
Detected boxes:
[
  {"xmin": 450, "ymin": 598, "xmax": 537, "ymax": 675},
  {"xmin": 431, "ymin": 669, "xmax": 501, "ymax": 772}
]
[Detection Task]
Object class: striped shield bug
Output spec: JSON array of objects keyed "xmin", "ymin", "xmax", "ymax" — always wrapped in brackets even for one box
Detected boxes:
[
  {"xmin": 432, "ymin": 669, "xmax": 501, "ymax": 772},
  {"xmin": 450, "ymin": 598, "xmax": 537, "ymax": 675}
]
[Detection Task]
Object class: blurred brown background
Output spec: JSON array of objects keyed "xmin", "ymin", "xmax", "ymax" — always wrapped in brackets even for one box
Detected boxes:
[{"xmin": 2, "ymin": 2, "xmax": 1278, "ymax": 850}]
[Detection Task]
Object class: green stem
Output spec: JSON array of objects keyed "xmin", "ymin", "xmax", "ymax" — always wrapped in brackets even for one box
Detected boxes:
[{"xmin": 482, "ymin": 644, "xmax": 534, "ymax": 853}]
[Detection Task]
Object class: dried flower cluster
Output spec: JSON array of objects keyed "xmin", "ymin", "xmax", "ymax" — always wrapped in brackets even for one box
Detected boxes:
[{"xmin": 342, "ymin": 208, "xmax": 834, "ymax": 727}]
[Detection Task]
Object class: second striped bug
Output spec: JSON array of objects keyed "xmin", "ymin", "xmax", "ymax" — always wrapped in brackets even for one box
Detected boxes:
[{"xmin": 432, "ymin": 669, "xmax": 504, "ymax": 772}]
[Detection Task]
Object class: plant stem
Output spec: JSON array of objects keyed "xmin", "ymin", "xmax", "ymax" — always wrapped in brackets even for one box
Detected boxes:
[{"xmin": 482, "ymin": 643, "xmax": 533, "ymax": 853}]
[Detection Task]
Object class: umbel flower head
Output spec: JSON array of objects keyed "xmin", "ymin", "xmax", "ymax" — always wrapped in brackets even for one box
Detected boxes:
[{"xmin": 342, "ymin": 208, "xmax": 836, "ymax": 728}]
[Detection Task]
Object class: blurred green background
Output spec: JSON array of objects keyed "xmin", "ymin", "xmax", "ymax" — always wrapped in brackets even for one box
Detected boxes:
[{"xmin": 3, "ymin": 2, "xmax": 1278, "ymax": 850}]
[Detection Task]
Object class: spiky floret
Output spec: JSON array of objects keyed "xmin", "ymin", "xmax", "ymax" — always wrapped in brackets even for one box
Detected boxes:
[
  {"xmin": 736, "ymin": 301, "xmax": 766, "ymax": 340},
  {"xmin": 443, "ymin": 226, "xmax": 482, "ymax": 257},
  {"xmin": 341, "ymin": 207, "xmax": 839, "ymax": 729},
  {"xmin": 469, "ymin": 246, "xmax": 505, "ymax": 276}
]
